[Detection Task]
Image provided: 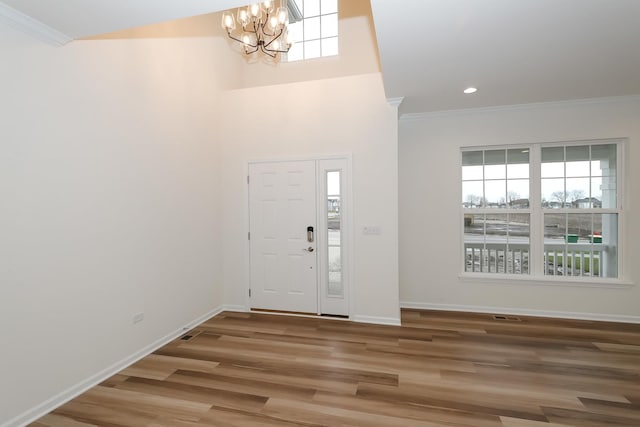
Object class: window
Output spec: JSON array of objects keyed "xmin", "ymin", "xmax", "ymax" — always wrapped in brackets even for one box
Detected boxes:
[
  {"xmin": 462, "ymin": 149, "xmax": 531, "ymax": 274},
  {"xmin": 462, "ymin": 141, "xmax": 622, "ymax": 280},
  {"xmin": 285, "ymin": 0, "xmax": 338, "ymax": 62}
]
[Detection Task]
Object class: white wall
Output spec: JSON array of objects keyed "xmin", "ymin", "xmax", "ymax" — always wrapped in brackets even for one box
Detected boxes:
[
  {"xmin": 399, "ymin": 97, "xmax": 640, "ymax": 320},
  {"xmin": 218, "ymin": 73, "xmax": 400, "ymax": 324},
  {"xmin": 0, "ymin": 23, "xmax": 229, "ymax": 425}
]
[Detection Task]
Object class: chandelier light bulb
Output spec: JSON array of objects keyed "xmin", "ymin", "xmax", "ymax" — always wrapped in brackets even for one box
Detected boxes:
[
  {"xmin": 277, "ymin": 7, "xmax": 289, "ymax": 25},
  {"xmin": 249, "ymin": 3, "xmax": 261, "ymax": 18},
  {"xmin": 238, "ymin": 9, "xmax": 248, "ymax": 25},
  {"xmin": 269, "ymin": 16, "xmax": 279, "ymax": 29},
  {"xmin": 263, "ymin": 0, "xmax": 274, "ymax": 12},
  {"xmin": 222, "ymin": 13, "xmax": 235, "ymax": 30}
]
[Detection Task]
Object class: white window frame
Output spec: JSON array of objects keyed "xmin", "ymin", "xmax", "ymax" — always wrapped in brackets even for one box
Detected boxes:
[
  {"xmin": 284, "ymin": 0, "xmax": 339, "ymax": 62},
  {"xmin": 460, "ymin": 139, "xmax": 628, "ymax": 287}
]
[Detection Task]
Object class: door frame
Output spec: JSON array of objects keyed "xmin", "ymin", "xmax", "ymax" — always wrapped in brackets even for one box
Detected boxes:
[{"xmin": 244, "ymin": 154, "xmax": 353, "ymax": 318}]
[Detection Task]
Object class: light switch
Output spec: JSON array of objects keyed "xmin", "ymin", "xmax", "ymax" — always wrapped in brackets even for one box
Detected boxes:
[{"xmin": 363, "ymin": 226, "xmax": 381, "ymax": 235}]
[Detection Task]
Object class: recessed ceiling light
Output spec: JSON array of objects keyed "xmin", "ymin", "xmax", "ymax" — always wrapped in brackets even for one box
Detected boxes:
[{"xmin": 464, "ymin": 87, "xmax": 478, "ymax": 94}]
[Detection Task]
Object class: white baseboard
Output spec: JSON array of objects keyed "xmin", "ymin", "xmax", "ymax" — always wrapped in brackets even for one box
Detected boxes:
[
  {"xmin": 400, "ymin": 301, "xmax": 640, "ymax": 324},
  {"xmin": 4, "ymin": 306, "xmax": 225, "ymax": 427},
  {"xmin": 352, "ymin": 315, "xmax": 401, "ymax": 326},
  {"xmin": 221, "ymin": 304, "xmax": 248, "ymax": 312}
]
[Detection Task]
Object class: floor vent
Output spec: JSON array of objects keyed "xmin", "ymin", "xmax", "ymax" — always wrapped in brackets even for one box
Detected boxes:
[
  {"xmin": 493, "ymin": 315, "xmax": 522, "ymax": 322},
  {"xmin": 180, "ymin": 329, "xmax": 202, "ymax": 341}
]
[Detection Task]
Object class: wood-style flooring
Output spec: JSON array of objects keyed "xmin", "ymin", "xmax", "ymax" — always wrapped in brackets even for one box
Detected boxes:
[{"xmin": 32, "ymin": 309, "xmax": 640, "ymax": 426}]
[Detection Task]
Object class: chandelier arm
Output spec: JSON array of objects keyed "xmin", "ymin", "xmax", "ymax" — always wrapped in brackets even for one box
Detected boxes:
[
  {"xmin": 259, "ymin": 43, "xmax": 278, "ymax": 58},
  {"xmin": 227, "ymin": 32, "xmax": 259, "ymax": 48},
  {"xmin": 264, "ymin": 46, "xmax": 291, "ymax": 53},
  {"xmin": 261, "ymin": 13, "xmax": 276, "ymax": 37},
  {"xmin": 263, "ymin": 28, "xmax": 284, "ymax": 49},
  {"xmin": 245, "ymin": 44, "xmax": 260, "ymax": 54}
]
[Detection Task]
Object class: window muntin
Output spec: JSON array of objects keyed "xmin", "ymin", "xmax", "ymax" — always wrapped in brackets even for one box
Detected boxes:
[
  {"xmin": 286, "ymin": 0, "xmax": 339, "ymax": 62},
  {"xmin": 462, "ymin": 149, "xmax": 530, "ymax": 209},
  {"xmin": 462, "ymin": 141, "xmax": 621, "ymax": 280},
  {"xmin": 541, "ymin": 144, "xmax": 617, "ymax": 209}
]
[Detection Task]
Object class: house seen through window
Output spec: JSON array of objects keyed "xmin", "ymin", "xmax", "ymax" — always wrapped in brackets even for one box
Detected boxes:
[
  {"xmin": 462, "ymin": 141, "xmax": 621, "ymax": 280},
  {"xmin": 285, "ymin": 0, "xmax": 338, "ymax": 62}
]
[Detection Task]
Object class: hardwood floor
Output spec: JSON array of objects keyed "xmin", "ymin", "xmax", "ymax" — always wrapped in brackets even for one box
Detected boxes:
[{"xmin": 32, "ymin": 309, "xmax": 640, "ymax": 426}]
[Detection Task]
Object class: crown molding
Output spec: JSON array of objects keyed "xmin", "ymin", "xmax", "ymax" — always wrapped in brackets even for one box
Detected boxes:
[
  {"xmin": 0, "ymin": 1, "xmax": 72, "ymax": 45},
  {"xmin": 386, "ymin": 97, "xmax": 404, "ymax": 108},
  {"xmin": 400, "ymin": 94, "xmax": 640, "ymax": 122}
]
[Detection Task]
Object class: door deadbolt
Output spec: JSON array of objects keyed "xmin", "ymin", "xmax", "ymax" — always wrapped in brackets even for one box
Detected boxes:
[{"xmin": 303, "ymin": 246, "xmax": 314, "ymax": 252}]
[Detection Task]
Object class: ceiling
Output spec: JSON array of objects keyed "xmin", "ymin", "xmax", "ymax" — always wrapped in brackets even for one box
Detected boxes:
[
  {"xmin": 370, "ymin": 0, "xmax": 640, "ymax": 114},
  {"xmin": 0, "ymin": 0, "xmax": 249, "ymax": 40},
  {"xmin": 2, "ymin": 0, "xmax": 640, "ymax": 115}
]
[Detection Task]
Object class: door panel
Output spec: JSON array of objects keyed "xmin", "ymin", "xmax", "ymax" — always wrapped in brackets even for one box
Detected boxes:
[{"xmin": 249, "ymin": 161, "xmax": 317, "ymax": 313}]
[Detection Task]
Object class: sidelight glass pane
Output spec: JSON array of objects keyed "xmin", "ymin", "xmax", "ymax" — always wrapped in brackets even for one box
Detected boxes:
[
  {"xmin": 327, "ymin": 246, "xmax": 341, "ymax": 295},
  {"xmin": 326, "ymin": 171, "xmax": 342, "ymax": 297},
  {"xmin": 327, "ymin": 171, "xmax": 340, "ymax": 196}
]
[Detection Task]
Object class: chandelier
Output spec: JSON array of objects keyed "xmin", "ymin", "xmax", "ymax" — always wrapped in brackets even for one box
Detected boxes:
[{"xmin": 221, "ymin": 1, "xmax": 293, "ymax": 59}]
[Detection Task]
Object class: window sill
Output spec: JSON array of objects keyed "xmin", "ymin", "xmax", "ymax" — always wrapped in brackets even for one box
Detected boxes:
[{"xmin": 458, "ymin": 272, "xmax": 634, "ymax": 289}]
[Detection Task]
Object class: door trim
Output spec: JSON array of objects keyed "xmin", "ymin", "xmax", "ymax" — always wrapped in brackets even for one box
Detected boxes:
[{"xmin": 244, "ymin": 154, "xmax": 353, "ymax": 318}]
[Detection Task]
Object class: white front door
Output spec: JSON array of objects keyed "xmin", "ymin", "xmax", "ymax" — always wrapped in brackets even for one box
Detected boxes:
[{"xmin": 249, "ymin": 161, "xmax": 318, "ymax": 313}]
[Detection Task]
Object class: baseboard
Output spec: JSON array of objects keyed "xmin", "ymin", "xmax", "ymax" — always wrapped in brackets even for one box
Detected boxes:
[
  {"xmin": 3, "ymin": 306, "xmax": 225, "ymax": 427},
  {"xmin": 221, "ymin": 304, "xmax": 248, "ymax": 312},
  {"xmin": 352, "ymin": 315, "xmax": 401, "ymax": 326},
  {"xmin": 400, "ymin": 301, "xmax": 640, "ymax": 324}
]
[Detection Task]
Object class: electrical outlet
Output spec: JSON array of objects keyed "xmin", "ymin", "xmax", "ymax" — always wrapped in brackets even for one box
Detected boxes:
[{"xmin": 133, "ymin": 312, "xmax": 144, "ymax": 324}]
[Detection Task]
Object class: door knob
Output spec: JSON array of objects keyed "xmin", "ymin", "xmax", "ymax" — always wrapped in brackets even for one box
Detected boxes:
[{"xmin": 303, "ymin": 247, "xmax": 314, "ymax": 252}]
